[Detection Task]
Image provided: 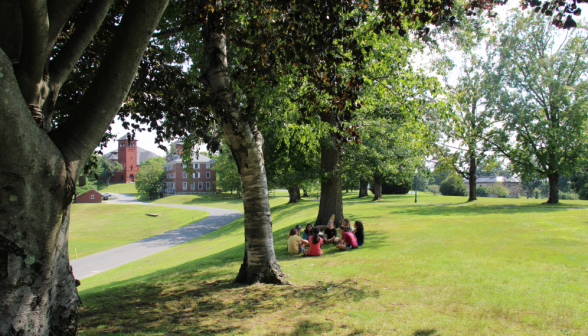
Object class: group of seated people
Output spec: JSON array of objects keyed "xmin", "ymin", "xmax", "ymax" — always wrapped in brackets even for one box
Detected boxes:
[{"xmin": 287, "ymin": 218, "xmax": 364, "ymax": 256}]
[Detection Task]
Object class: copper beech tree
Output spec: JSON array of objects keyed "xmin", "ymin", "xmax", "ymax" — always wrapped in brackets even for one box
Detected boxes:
[{"xmin": 0, "ymin": 0, "xmax": 168, "ymax": 334}]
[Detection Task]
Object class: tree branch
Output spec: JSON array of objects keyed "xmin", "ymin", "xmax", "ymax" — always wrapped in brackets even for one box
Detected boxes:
[
  {"xmin": 49, "ymin": 0, "xmax": 169, "ymax": 175},
  {"xmin": 49, "ymin": 0, "xmax": 114, "ymax": 89},
  {"xmin": 15, "ymin": 0, "xmax": 49, "ymax": 105},
  {"xmin": 46, "ymin": 0, "xmax": 84, "ymax": 52}
]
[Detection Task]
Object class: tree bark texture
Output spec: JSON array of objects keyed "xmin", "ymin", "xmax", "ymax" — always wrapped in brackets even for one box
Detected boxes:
[
  {"xmin": 547, "ymin": 172, "xmax": 559, "ymax": 204},
  {"xmin": 359, "ymin": 179, "xmax": 368, "ymax": 198},
  {"xmin": 200, "ymin": 11, "xmax": 287, "ymax": 285},
  {"xmin": 0, "ymin": 1, "xmax": 168, "ymax": 334},
  {"xmin": 315, "ymin": 113, "xmax": 343, "ymax": 228},
  {"xmin": 468, "ymin": 154, "xmax": 477, "ymax": 202},
  {"xmin": 287, "ymin": 185, "xmax": 301, "ymax": 203},
  {"xmin": 372, "ymin": 174, "xmax": 383, "ymax": 201}
]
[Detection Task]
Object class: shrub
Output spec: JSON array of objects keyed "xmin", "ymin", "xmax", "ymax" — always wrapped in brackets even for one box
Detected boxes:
[
  {"xmin": 439, "ymin": 176, "xmax": 468, "ymax": 196},
  {"xmin": 559, "ymin": 191, "xmax": 579, "ymax": 200},
  {"xmin": 427, "ymin": 185, "xmax": 440, "ymax": 195},
  {"xmin": 488, "ymin": 183, "xmax": 510, "ymax": 198},
  {"xmin": 477, "ymin": 186, "xmax": 488, "ymax": 197}
]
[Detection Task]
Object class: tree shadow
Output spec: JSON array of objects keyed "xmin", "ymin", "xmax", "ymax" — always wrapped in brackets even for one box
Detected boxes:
[
  {"xmin": 379, "ymin": 204, "xmax": 569, "ymax": 217},
  {"xmin": 413, "ymin": 330, "xmax": 439, "ymax": 336}
]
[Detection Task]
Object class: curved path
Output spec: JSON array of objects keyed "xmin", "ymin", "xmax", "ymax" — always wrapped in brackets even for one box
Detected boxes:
[{"xmin": 70, "ymin": 193, "xmax": 243, "ymax": 279}]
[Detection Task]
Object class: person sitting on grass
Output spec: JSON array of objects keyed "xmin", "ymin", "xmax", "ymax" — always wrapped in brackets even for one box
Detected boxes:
[
  {"xmin": 341, "ymin": 218, "xmax": 353, "ymax": 232},
  {"xmin": 302, "ymin": 223, "xmax": 313, "ymax": 240},
  {"xmin": 288, "ymin": 228, "xmax": 308, "ymax": 254},
  {"xmin": 323, "ymin": 220, "xmax": 338, "ymax": 244},
  {"xmin": 305, "ymin": 227, "xmax": 323, "ymax": 256},
  {"xmin": 336, "ymin": 226, "xmax": 358, "ymax": 251},
  {"xmin": 353, "ymin": 220, "xmax": 364, "ymax": 246}
]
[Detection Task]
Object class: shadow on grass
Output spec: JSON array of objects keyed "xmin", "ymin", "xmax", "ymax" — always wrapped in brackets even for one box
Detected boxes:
[
  {"xmin": 413, "ymin": 330, "xmax": 439, "ymax": 336},
  {"xmin": 376, "ymin": 204, "xmax": 570, "ymax": 217}
]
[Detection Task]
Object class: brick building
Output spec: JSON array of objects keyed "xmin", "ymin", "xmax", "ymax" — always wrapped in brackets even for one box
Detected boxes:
[
  {"xmin": 76, "ymin": 189, "xmax": 102, "ymax": 203},
  {"xmin": 464, "ymin": 176, "xmax": 521, "ymax": 197},
  {"xmin": 106, "ymin": 135, "xmax": 159, "ymax": 183},
  {"xmin": 161, "ymin": 142, "xmax": 216, "ymax": 196}
]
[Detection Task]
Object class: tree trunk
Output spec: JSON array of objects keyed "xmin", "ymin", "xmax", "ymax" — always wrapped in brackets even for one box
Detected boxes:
[
  {"xmin": 468, "ymin": 154, "xmax": 477, "ymax": 202},
  {"xmin": 315, "ymin": 113, "xmax": 343, "ymax": 227},
  {"xmin": 200, "ymin": 13, "xmax": 286, "ymax": 284},
  {"xmin": 547, "ymin": 172, "xmax": 559, "ymax": 204},
  {"xmin": 359, "ymin": 179, "xmax": 368, "ymax": 197},
  {"xmin": 372, "ymin": 174, "xmax": 383, "ymax": 201},
  {"xmin": 0, "ymin": 0, "xmax": 168, "ymax": 333},
  {"xmin": 287, "ymin": 185, "xmax": 300, "ymax": 203},
  {"xmin": 302, "ymin": 189, "xmax": 308, "ymax": 197}
]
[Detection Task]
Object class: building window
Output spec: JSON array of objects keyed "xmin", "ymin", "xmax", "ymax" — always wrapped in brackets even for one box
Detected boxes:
[
  {"xmin": 198, "ymin": 182, "xmax": 203, "ymax": 190},
  {"xmin": 183, "ymin": 164, "xmax": 187, "ymax": 168},
  {"xmin": 193, "ymin": 163, "xmax": 199, "ymax": 169},
  {"xmin": 183, "ymin": 182, "xmax": 187, "ymax": 190},
  {"xmin": 91, "ymin": 195, "xmax": 95, "ymax": 199},
  {"xmin": 206, "ymin": 163, "xmax": 210, "ymax": 169},
  {"xmin": 191, "ymin": 182, "xmax": 195, "ymax": 190},
  {"xmin": 206, "ymin": 172, "xmax": 210, "ymax": 179},
  {"xmin": 121, "ymin": 143, "xmax": 125, "ymax": 147},
  {"xmin": 173, "ymin": 183, "xmax": 175, "ymax": 190},
  {"xmin": 206, "ymin": 182, "xmax": 210, "ymax": 190},
  {"xmin": 131, "ymin": 165, "xmax": 133, "ymax": 170},
  {"xmin": 183, "ymin": 172, "xmax": 187, "ymax": 178}
]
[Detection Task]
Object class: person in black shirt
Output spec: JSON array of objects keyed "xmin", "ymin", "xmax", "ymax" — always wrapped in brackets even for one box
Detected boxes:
[
  {"xmin": 323, "ymin": 221, "xmax": 338, "ymax": 244},
  {"xmin": 353, "ymin": 220, "xmax": 364, "ymax": 246}
]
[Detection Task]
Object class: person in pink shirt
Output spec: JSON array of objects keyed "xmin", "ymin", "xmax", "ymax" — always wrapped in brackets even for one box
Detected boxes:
[
  {"xmin": 336, "ymin": 226, "xmax": 358, "ymax": 251},
  {"xmin": 305, "ymin": 227, "xmax": 323, "ymax": 256}
]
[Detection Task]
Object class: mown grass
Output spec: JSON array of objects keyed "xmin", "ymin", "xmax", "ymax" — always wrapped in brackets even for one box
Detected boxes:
[
  {"xmin": 97, "ymin": 182, "xmax": 139, "ymax": 194},
  {"xmin": 78, "ymin": 193, "xmax": 588, "ymax": 335},
  {"xmin": 69, "ymin": 204, "xmax": 207, "ymax": 259}
]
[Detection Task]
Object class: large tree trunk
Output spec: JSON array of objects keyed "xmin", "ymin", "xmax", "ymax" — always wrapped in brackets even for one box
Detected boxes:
[
  {"xmin": 287, "ymin": 185, "xmax": 300, "ymax": 203},
  {"xmin": 372, "ymin": 174, "xmax": 383, "ymax": 201},
  {"xmin": 0, "ymin": 0, "xmax": 168, "ymax": 333},
  {"xmin": 547, "ymin": 172, "xmax": 559, "ymax": 204},
  {"xmin": 200, "ymin": 11, "xmax": 286, "ymax": 284},
  {"xmin": 315, "ymin": 113, "xmax": 343, "ymax": 227},
  {"xmin": 468, "ymin": 154, "xmax": 477, "ymax": 202},
  {"xmin": 359, "ymin": 179, "xmax": 368, "ymax": 197}
]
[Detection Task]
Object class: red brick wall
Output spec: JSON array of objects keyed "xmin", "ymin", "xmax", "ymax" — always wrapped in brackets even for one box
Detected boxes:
[
  {"xmin": 76, "ymin": 190, "xmax": 102, "ymax": 203},
  {"xmin": 113, "ymin": 139, "xmax": 139, "ymax": 183},
  {"xmin": 163, "ymin": 162, "xmax": 216, "ymax": 193}
]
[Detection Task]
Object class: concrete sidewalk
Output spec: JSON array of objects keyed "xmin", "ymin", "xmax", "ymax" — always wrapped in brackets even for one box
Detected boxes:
[{"xmin": 70, "ymin": 194, "xmax": 243, "ymax": 279}]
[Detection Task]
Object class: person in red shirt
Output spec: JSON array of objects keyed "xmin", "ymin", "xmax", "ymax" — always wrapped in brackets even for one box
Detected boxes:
[
  {"xmin": 336, "ymin": 226, "xmax": 358, "ymax": 251},
  {"xmin": 305, "ymin": 227, "xmax": 323, "ymax": 256}
]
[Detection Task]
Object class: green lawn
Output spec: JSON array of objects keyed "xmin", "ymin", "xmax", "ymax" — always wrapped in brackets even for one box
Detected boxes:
[
  {"xmin": 77, "ymin": 194, "xmax": 588, "ymax": 335},
  {"xmin": 69, "ymin": 204, "xmax": 207, "ymax": 259},
  {"xmin": 97, "ymin": 182, "xmax": 138, "ymax": 194}
]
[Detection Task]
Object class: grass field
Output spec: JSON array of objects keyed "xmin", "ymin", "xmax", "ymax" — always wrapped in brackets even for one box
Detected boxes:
[
  {"xmin": 97, "ymin": 182, "xmax": 138, "ymax": 194},
  {"xmin": 77, "ymin": 193, "xmax": 588, "ymax": 335},
  {"xmin": 69, "ymin": 204, "xmax": 207, "ymax": 259}
]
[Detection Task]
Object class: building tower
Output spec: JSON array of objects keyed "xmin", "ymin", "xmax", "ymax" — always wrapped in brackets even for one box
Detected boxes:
[{"xmin": 114, "ymin": 135, "xmax": 139, "ymax": 183}]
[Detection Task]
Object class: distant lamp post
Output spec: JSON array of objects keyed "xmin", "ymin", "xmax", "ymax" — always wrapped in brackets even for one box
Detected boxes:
[{"xmin": 414, "ymin": 168, "xmax": 418, "ymax": 203}]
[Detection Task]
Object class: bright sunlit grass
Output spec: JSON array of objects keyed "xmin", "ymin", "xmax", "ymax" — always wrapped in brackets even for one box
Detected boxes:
[
  {"xmin": 69, "ymin": 204, "xmax": 207, "ymax": 258},
  {"xmin": 97, "ymin": 182, "xmax": 138, "ymax": 194},
  {"xmin": 77, "ymin": 194, "xmax": 588, "ymax": 335}
]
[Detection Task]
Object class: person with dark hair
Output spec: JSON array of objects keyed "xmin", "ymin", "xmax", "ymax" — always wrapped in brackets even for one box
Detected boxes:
[
  {"xmin": 336, "ymin": 226, "xmax": 358, "ymax": 251},
  {"xmin": 288, "ymin": 228, "xmax": 308, "ymax": 254},
  {"xmin": 306, "ymin": 227, "xmax": 323, "ymax": 256},
  {"xmin": 302, "ymin": 223, "xmax": 313, "ymax": 240},
  {"xmin": 353, "ymin": 221, "xmax": 364, "ymax": 246},
  {"xmin": 323, "ymin": 221, "xmax": 338, "ymax": 244},
  {"xmin": 341, "ymin": 218, "xmax": 352, "ymax": 232}
]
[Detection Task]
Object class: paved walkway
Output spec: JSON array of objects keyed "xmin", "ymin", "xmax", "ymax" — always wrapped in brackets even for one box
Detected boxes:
[{"xmin": 70, "ymin": 193, "xmax": 243, "ymax": 279}]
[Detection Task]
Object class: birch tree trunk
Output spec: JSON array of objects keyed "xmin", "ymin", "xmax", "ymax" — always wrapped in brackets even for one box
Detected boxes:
[
  {"xmin": 315, "ymin": 113, "xmax": 343, "ymax": 227},
  {"xmin": 200, "ymin": 8, "xmax": 287, "ymax": 284}
]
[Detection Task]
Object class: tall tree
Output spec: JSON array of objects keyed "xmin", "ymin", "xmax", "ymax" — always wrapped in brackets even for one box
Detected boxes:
[
  {"xmin": 135, "ymin": 157, "xmax": 166, "ymax": 200},
  {"xmin": 213, "ymin": 143, "xmax": 242, "ymax": 197},
  {"xmin": 487, "ymin": 11, "xmax": 588, "ymax": 203},
  {"xmin": 0, "ymin": 0, "xmax": 168, "ymax": 334}
]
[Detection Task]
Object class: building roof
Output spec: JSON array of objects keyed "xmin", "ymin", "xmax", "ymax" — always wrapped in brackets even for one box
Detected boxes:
[
  {"xmin": 105, "ymin": 151, "xmax": 118, "ymax": 160},
  {"xmin": 104, "ymin": 146, "xmax": 160, "ymax": 165},
  {"xmin": 117, "ymin": 134, "xmax": 137, "ymax": 141},
  {"xmin": 163, "ymin": 154, "xmax": 215, "ymax": 167},
  {"xmin": 464, "ymin": 176, "xmax": 521, "ymax": 183}
]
